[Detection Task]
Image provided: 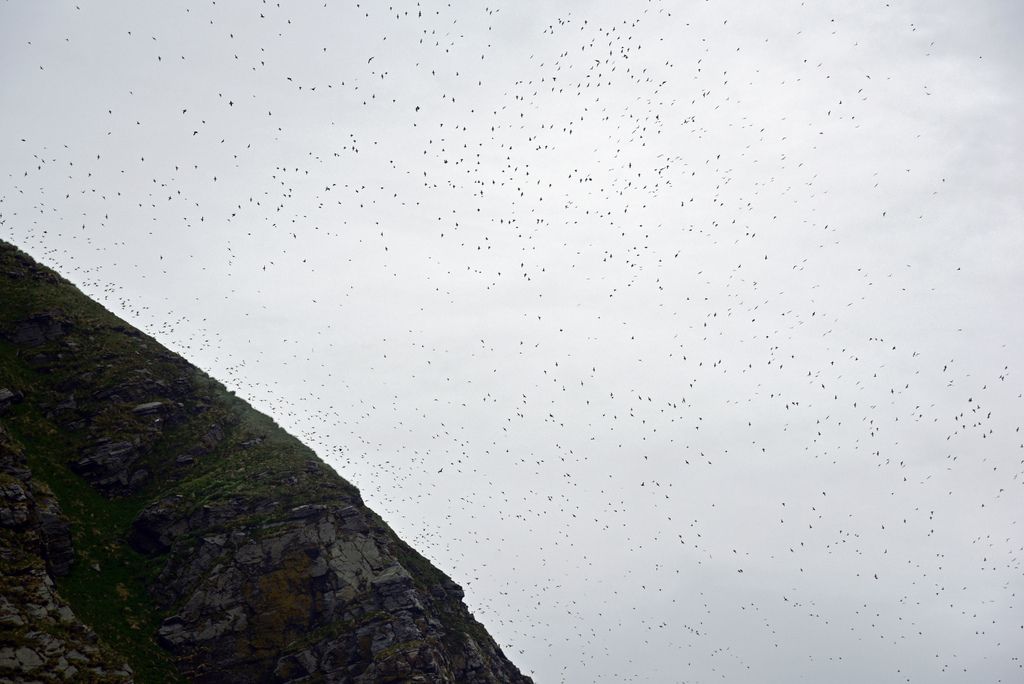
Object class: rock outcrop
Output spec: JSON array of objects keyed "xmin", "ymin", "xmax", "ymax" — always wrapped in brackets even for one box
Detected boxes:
[
  {"xmin": 0, "ymin": 422, "xmax": 134, "ymax": 682},
  {"xmin": 0, "ymin": 240, "xmax": 532, "ymax": 683}
]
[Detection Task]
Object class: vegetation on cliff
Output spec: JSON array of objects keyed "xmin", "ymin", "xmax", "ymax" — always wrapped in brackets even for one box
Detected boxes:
[{"xmin": 0, "ymin": 240, "xmax": 531, "ymax": 683}]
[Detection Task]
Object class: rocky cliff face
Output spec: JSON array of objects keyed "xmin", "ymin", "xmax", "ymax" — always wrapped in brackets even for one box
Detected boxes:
[{"xmin": 0, "ymin": 240, "xmax": 532, "ymax": 683}]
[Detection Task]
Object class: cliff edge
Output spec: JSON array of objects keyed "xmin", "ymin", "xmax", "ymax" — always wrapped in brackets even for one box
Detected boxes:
[{"xmin": 0, "ymin": 240, "xmax": 532, "ymax": 683}]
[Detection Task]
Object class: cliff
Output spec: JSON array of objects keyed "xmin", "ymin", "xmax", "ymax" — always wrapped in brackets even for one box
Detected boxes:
[{"xmin": 0, "ymin": 240, "xmax": 532, "ymax": 683}]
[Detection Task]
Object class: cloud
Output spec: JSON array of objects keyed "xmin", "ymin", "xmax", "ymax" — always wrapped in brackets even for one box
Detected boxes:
[{"xmin": 1, "ymin": 1, "xmax": 1021, "ymax": 681}]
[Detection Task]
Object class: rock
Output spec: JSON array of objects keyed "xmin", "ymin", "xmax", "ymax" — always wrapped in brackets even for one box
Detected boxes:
[
  {"xmin": 70, "ymin": 440, "xmax": 143, "ymax": 493},
  {"xmin": 128, "ymin": 469, "xmax": 149, "ymax": 488},
  {"xmin": 286, "ymin": 503, "xmax": 327, "ymax": 520},
  {"xmin": 133, "ymin": 497, "xmax": 531, "ymax": 683},
  {"xmin": 174, "ymin": 423, "xmax": 224, "ymax": 468},
  {"xmin": 14, "ymin": 646, "xmax": 43, "ymax": 671},
  {"xmin": 54, "ymin": 394, "xmax": 77, "ymax": 412},
  {"xmin": 0, "ymin": 481, "xmax": 31, "ymax": 527},
  {"xmin": 0, "ymin": 388, "xmax": 23, "ymax": 415},
  {"xmin": 8, "ymin": 311, "xmax": 69, "ymax": 348},
  {"xmin": 36, "ymin": 497, "xmax": 74, "ymax": 577},
  {"xmin": 26, "ymin": 350, "xmax": 63, "ymax": 373},
  {"xmin": 131, "ymin": 401, "xmax": 164, "ymax": 415}
]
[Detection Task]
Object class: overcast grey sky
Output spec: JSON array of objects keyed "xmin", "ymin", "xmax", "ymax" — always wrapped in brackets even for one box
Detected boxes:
[{"xmin": 2, "ymin": 1, "xmax": 1022, "ymax": 681}]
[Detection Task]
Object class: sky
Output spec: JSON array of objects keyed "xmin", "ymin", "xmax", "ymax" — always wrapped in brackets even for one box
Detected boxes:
[{"xmin": 1, "ymin": 0, "xmax": 1022, "ymax": 681}]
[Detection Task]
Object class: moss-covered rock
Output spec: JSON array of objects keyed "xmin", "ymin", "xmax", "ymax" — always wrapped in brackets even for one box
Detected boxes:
[{"xmin": 0, "ymin": 239, "xmax": 531, "ymax": 682}]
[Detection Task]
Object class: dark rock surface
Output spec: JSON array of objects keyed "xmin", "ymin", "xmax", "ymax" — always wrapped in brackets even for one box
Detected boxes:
[
  {"xmin": 1, "ymin": 424, "xmax": 134, "ymax": 682},
  {"xmin": 0, "ymin": 240, "xmax": 533, "ymax": 683}
]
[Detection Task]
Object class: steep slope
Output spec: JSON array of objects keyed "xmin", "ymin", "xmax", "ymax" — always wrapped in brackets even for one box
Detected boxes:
[{"xmin": 0, "ymin": 240, "xmax": 532, "ymax": 683}]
